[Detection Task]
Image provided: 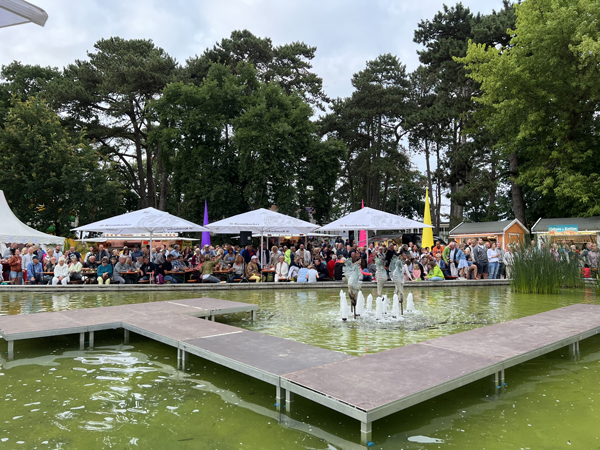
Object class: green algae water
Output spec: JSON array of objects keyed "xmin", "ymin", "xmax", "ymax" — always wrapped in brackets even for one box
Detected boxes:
[{"xmin": 0, "ymin": 286, "xmax": 599, "ymax": 449}]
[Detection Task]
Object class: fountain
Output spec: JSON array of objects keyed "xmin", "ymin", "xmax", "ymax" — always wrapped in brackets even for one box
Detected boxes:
[
  {"xmin": 366, "ymin": 293, "xmax": 373, "ymax": 312},
  {"xmin": 340, "ymin": 291, "xmax": 349, "ymax": 321},
  {"xmin": 356, "ymin": 291, "xmax": 365, "ymax": 316},
  {"xmin": 405, "ymin": 293, "xmax": 415, "ymax": 313}
]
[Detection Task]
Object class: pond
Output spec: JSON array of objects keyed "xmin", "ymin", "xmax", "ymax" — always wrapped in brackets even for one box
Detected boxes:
[{"xmin": 0, "ymin": 285, "xmax": 598, "ymax": 449}]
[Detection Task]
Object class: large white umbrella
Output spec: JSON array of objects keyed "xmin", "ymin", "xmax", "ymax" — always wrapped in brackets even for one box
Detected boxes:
[
  {"xmin": 0, "ymin": 0, "xmax": 47, "ymax": 28},
  {"xmin": 73, "ymin": 207, "xmax": 208, "ymax": 275},
  {"xmin": 318, "ymin": 207, "xmax": 432, "ymax": 247},
  {"xmin": 206, "ymin": 208, "xmax": 320, "ymax": 265}
]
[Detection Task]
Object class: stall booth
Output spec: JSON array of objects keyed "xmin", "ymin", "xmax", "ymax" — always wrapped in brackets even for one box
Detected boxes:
[
  {"xmin": 449, "ymin": 219, "xmax": 529, "ymax": 247},
  {"xmin": 531, "ymin": 217, "xmax": 600, "ymax": 249}
]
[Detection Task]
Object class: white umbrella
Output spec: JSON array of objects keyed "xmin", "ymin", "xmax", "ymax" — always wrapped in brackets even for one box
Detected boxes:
[
  {"xmin": 318, "ymin": 207, "xmax": 432, "ymax": 247},
  {"xmin": 73, "ymin": 207, "xmax": 208, "ymax": 280},
  {"xmin": 0, "ymin": 0, "xmax": 47, "ymax": 28},
  {"xmin": 206, "ymin": 208, "xmax": 320, "ymax": 265}
]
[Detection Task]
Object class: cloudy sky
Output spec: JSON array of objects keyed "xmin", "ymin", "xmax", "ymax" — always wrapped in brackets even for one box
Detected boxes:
[{"xmin": 3, "ymin": 0, "xmax": 502, "ymax": 101}]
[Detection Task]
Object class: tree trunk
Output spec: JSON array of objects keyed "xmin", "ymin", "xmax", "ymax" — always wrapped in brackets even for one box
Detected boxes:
[
  {"xmin": 509, "ymin": 152, "xmax": 526, "ymax": 225},
  {"xmin": 156, "ymin": 141, "xmax": 168, "ymax": 211},
  {"xmin": 487, "ymin": 148, "xmax": 497, "ymax": 219}
]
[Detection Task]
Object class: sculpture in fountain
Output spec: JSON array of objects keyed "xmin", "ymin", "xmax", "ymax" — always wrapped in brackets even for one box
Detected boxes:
[
  {"xmin": 375, "ymin": 253, "xmax": 387, "ymax": 297},
  {"xmin": 343, "ymin": 255, "xmax": 362, "ymax": 318},
  {"xmin": 389, "ymin": 255, "xmax": 404, "ymax": 315}
]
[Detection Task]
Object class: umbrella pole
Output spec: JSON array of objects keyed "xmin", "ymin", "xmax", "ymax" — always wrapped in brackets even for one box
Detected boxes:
[
  {"xmin": 260, "ymin": 234, "xmax": 264, "ymax": 268},
  {"xmin": 149, "ymin": 232, "xmax": 153, "ymax": 284}
]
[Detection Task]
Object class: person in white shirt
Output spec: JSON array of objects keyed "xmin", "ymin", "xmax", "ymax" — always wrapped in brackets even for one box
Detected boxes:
[
  {"xmin": 21, "ymin": 247, "xmax": 35, "ymax": 272},
  {"xmin": 52, "ymin": 257, "xmax": 70, "ymax": 285},
  {"xmin": 274, "ymin": 255, "xmax": 288, "ymax": 282},
  {"xmin": 306, "ymin": 264, "xmax": 318, "ymax": 283},
  {"xmin": 295, "ymin": 244, "xmax": 312, "ymax": 266}
]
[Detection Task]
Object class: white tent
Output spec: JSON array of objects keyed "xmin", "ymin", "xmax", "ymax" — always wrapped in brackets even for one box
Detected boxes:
[
  {"xmin": 0, "ymin": 0, "xmax": 47, "ymax": 28},
  {"xmin": 206, "ymin": 208, "xmax": 320, "ymax": 264},
  {"xmin": 72, "ymin": 207, "xmax": 209, "ymax": 270},
  {"xmin": 206, "ymin": 208, "xmax": 320, "ymax": 235},
  {"xmin": 0, "ymin": 190, "xmax": 65, "ymax": 245},
  {"xmin": 318, "ymin": 207, "xmax": 432, "ymax": 247}
]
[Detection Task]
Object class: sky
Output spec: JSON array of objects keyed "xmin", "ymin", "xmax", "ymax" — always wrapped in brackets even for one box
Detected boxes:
[{"xmin": 1, "ymin": 0, "xmax": 504, "ymax": 213}]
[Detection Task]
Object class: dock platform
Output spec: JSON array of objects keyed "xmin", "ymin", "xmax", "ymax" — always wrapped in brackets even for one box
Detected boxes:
[{"xmin": 1, "ymin": 300, "xmax": 599, "ymax": 446}]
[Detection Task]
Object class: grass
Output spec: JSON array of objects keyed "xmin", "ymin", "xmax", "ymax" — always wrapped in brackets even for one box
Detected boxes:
[{"xmin": 510, "ymin": 244, "xmax": 584, "ymax": 294}]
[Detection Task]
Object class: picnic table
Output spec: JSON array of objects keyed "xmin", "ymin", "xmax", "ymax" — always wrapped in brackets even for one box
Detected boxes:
[{"xmin": 261, "ymin": 268, "xmax": 276, "ymax": 282}]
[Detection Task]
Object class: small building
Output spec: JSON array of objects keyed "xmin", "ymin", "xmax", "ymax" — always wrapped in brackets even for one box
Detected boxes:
[
  {"xmin": 449, "ymin": 219, "xmax": 529, "ymax": 247},
  {"xmin": 531, "ymin": 217, "xmax": 600, "ymax": 248}
]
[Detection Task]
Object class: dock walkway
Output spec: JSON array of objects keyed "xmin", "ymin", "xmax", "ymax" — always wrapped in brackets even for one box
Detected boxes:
[{"xmin": 1, "ymin": 300, "xmax": 599, "ymax": 446}]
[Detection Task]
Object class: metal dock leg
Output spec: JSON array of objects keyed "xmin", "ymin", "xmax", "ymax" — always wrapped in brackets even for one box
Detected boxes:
[
  {"xmin": 7, "ymin": 340, "xmax": 14, "ymax": 360},
  {"xmin": 89, "ymin": 331, "xmax": 94, "ymax": 349},
  {"xmin": 361, "ymin": 421, "xmax": 372, "ymax": 445},
  {"xmin": 210, "ymin": 315, "xmax": 215, "ymax": 322},
  {"xmin": 285, "ymin": 390, "xmax": 294, "ymax": 414},
  {"xmin": 500, "ymin": 369, "xmax": 506, "ymax": 387},
  {"xmin": 568, "ymin": 340, "xmax": 580, "ymax": 359},
  {"xmin": 275, "ymin": 385, "xmax": 286, "ymax": 412},
  {"xmin": 124, "ymin": 329, "xmax": 129, "ymax": 345},
  {"xmin": 251, "ymin": 310, "xmax": 256, "ymax": 321},
  {"xmin": 80, "ymin": 332, "xmax": 85, "ymax": 350},
  {"xmin": 177, "ymin": 347, "xmax": 181, "ymax": 369},
  {"xmin": 181, "ymin": 348, "xmax": 187, "ymax": 371}
]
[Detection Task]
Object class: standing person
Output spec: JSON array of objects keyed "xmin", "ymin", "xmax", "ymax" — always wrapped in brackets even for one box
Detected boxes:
[
  {"xmin": 241, "ymin": 245, "xmax": 255, "ymax": 264},
  {"xmin": 296, "ymin": 244, "xmax": 312, "ymax": 266},
  {"xmin": 66, "ymin": 246, "xmax": 81, "ymax": 262},
  {"xmin": 54, "ymin": 245, "xmax": 63, "ymax": 260},
  {"xmin": 97, "ymin": 257, "xmax": 113, "ymax": 285},
  {"xmin": 496, "ymin": 244, "xmax": 506, "ymax": 279},
  {"xmin": 21, "ymin": 246, "xmax": 35, "ymax": 279},
  {"xmin": 8, "ymin": 248, "xmax": 23, "ymax": 285},
  {"xmin": 487, "ymin": 242, "xmax": 499, "ymax": 280},
  {"xmin": 473, "ymin": 238, "xmax": 489, "ymax": 279},
  {"xmin": 84, "ymin": 246, "xmax": 96, "ymax": 263},
  {"xmin": 258, "ymin": 243, "xmax": 270, "ymax": 269},
  {"xmin": 504, "ymin": 245, "xmax": 515, "ymax": 279},
  {"xmin": 432, "ymin": 241, "xmax": 445, "ymax": 258},
  {"xmin": 96, "ymin": 244, "xmax": 110, "ymax": 262},
  {"xmin": 52, "ymin": 257, "xmax": 70, "ymax": 285},
  {"xmin": 131, "ymin": 245, "xmax": 143, "ymax": 261},
  {"xmin": 27, "ymin": 255, "xmax": 44, "ymax": 285}
]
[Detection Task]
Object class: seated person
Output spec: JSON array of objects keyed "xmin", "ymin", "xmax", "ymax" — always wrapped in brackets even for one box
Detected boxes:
[
  {"xmin": 245, "ymin": 255, "xmax": 262, "ymax": 282},
  {"xmin": 200, "ymin": 254, "xmax": 222, "ymax": 283},
  {"xmin": 426, "ymin": 261, "xmax": 445, "ymax": 281},
  {"xmin": 228, "ymin": 255, "xmax": 245, "ymax": 282},
  {"xmin": 274, "ymin": 255, "xmax": 289, "ymax": 282},
  {"xmin": 156, "ymin": 254, "xmax": 176, "ymax": 284},
  {"xmin": 27, "ymin": 255, "xmax": 44, "ymax": 285},
  {"xmin": 52, "ymin": 257, "xmax": 70, "ymax": 285},
  {"xmin": 123, "ymin": 257, "xmax": 139, "ymax": 284},
  {"xmin": 97, "ymin": 257, "xmax": 113, "ymax": 285},
  {"xmin": 327, "ymin": 257, "xmax": 336, "ymax": 279},
  {"xmin": 82, "ymin": 255, "xmax": 99, "ymax": 283},
  {"xmin": 287, "ymin": 262, "xmax": 300, "ymax": 281},
  {"xmin": 297, "ymin": 265, "xmax": 309, "ymax": 282},
  {"xmin": 360, "ymin": 268, "xmax": 373, "ymax": 282},
  {"xmin": 134, "ymin": 256, "xmax": 144, "ymax": 270},
  {"xmin": 313, "ymin": 257, "xmax": 329, "ymax": 281},
  {"xmin": 171, "ymin": 255, "xmax": 188, "ymax": 283},
  {"xmin": 44, "ymin": 256, "xmax": 57, "ymax": 285},
  {"xmin": 306, "ymin": 264, "xmax": 318, "ymax": 283},
  {"xmin": 112, "ymin": 256, "xmax": 130, "ymax": 284},
  {"xmin": 139, "ymin": 256, "xmax": 157, "ymax": 282},
  {"xmin": 68, "ymin": 254, "xmax": 83, "ymax": 282}
]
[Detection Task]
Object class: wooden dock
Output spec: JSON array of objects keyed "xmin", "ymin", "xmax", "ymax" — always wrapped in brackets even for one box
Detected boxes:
[{"xmin": 1, "ymin": 300, "xmax": 599, "ymax": 446}]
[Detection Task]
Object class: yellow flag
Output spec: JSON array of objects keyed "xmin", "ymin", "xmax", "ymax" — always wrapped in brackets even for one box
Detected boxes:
[{"xmin": 422, "ymin": 188, "xmax": 434, "ymax": 250}]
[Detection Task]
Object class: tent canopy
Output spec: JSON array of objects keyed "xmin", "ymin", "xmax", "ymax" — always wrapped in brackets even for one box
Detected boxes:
[
  {"xmin": 318, "ymin": 207, "xmax": 432, "ymax": 231},
  {"xmin": 206, "ymin": 208, "xmax": 320, "ymax": 235},
  {"xmin": 0, "ymin": 0, "xmax": 47, "ymax": 28},
  {"xmin": 72, "ymin": 207, "xmax": 209, "ymax": 235},
  {"xmin": 0, "ymin": 190, "xmax": 65, "ymax": 245}
]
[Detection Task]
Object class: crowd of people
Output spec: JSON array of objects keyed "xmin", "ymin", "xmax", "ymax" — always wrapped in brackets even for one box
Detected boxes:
[{"xmin": 1, "ymin": 237, "xmax": 598, "ymax": 286}]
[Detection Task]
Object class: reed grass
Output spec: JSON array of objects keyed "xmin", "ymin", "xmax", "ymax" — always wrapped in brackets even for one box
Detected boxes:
[{"xmin": 510, "ymin": 244, "xmax": 584, "ymax": 294}]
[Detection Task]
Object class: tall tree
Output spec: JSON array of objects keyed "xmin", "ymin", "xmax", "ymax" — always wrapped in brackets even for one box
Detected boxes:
[
  {"xmin": 321, "ymin": 54, "xmax": 422, "ymax": 217},
  {"xmin": 49, "ymin": 37, "xmax": 179, "ymax": 209},
  {"xmin": 460, "ymin": 0, "xmax": 600, "ymax": 219},
  {"xmin": 185, "ymin": 30, "xmax": 329, "ymax": 111},
  {"xmin": 0, "ymin": 97, "xmax": 126, "ymax": 236}
]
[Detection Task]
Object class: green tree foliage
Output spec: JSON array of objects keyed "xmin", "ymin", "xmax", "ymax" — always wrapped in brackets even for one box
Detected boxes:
[
  {"xmin": 185, "ymin": 30, "xmax": 329, "ymax": 110},
  {"xmin": 49, "ymin": 37, "xmax": 179, "ymax": 209},
  {"xmin": 461, "ymin": 0, "xmax": 600, "ymax": 218},
  {"xmin": 413, "ymin": 2, "xmax": 516, "ymax": 227},
  {"xmin": 321, "ymin": 54, "xmax": 425, "ymax": 218},
  {"xmin": 151, "ymin": 63, "xmax": 342, "ymax": 225},
  {"xmin": 0, "ymin": 97, "xmax": 126, "ymax": 236}
]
